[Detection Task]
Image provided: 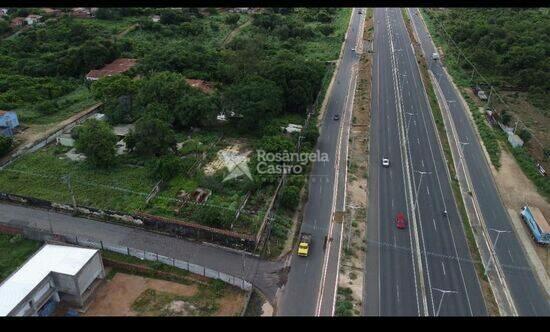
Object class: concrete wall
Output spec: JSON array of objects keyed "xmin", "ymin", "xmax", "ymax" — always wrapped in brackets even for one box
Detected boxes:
[{"xmin": 76, "ymin": 252, "xmax": 104, "ymax": 296}]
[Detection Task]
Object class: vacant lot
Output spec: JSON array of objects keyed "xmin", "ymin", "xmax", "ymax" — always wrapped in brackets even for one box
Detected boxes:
[
  {"xmin": 85, "ymin": 272, "xmax": 245, "ymax": 316},
  {"xmin": 0, "ymin": 233, "xmax": 41, "ymax": 282}
]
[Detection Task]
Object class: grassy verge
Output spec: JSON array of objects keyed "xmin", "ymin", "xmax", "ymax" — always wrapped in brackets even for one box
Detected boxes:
[
  {"xmin": 335, "ymin": 287, "xmax": 357, "ymax": 316},
  {"xmin": 402, "ymin": 10, "xmax": 499, "ymax": 315},
  {"xmin": 0, "ymin": 234, "xmax": 41, "ymax": 282}
]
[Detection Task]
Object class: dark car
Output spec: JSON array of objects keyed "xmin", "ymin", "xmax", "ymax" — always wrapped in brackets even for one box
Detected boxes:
[
  {"xmin": 396, "ymin": 212, "xmax": 407, "ymax": 229},
  {"xmin": 333, "ymin": 114, "xmax": 340, "ymax": 121}
]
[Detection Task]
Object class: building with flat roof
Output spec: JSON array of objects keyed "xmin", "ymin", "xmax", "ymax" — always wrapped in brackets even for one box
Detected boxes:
[{"xmin": 0, "ymin": 244, "xmax": 105, "ymax": 316}]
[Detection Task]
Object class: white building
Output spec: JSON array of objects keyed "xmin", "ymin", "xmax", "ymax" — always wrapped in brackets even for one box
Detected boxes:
[
  {"xmin": 24, "ymin": 14, "xmax": 42, "ymax": 25},
  {"xmin": 0, "ymin": 244, "xmax": 105, "ymax": 316}
]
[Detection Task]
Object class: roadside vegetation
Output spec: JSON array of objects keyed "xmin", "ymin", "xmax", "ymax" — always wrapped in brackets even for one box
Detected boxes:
[
  {"xmin": 0, "ymin": 234, "xmax": 41, "ymax": 282},
  {"xmin": 0, "ymin": 8, "xmax": 350, "ymax": 240},
  {"xmin": 421, "ymin": 8, "xmax": 549, "ymax": 199}
]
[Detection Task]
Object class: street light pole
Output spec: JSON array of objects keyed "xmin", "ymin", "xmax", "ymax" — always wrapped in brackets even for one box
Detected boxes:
[
  {"xmin": 433, "ymin": 288, "xmax": 458, "ymax": 316},
  {"xmin": 412, "ymin": 170, "xmax": 431, "ymax": 214},
  {"xmin": 486, "ymin": 228, "xmax": 510, "ymax": 274}
]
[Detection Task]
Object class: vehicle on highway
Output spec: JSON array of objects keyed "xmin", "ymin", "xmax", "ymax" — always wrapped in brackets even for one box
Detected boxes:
[
  {"xmin": 358, "ymin": 10, "xmax": 362, "ymax": 14},
  {"xmin": 298, "ymin": 233, "xmax": 312, "ymax": 257},
  {"xmin": 520, "ymin": 205, "xmax": 550, "ymax": 245},
  {"xmin": 382, "ymin": 157, "xmax": 390, "ymax": 167},
  {"xmin": 333, "ymin": 114, "xmax": 340, "ymax": 121},
  {"xmin": 395, "ymin": 212, "xmax": 407, "ymax": 229},
  {"xmin": 432, "ymin": 52, "xmax": 440, "ymax": 60},
  {"xmin": 351, "ymin": 47, "xmax": 356, "ymax": 52}
]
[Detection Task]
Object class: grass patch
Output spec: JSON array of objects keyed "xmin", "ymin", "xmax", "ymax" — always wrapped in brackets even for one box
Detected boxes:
[{"xmin": 0, "ymin": 234, "xmax": 41, "ymax": 282}]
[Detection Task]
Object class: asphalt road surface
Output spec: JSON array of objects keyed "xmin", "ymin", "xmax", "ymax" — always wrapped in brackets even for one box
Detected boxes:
[
  {"xmin": 364, "ymin": 8, "xmax": 486, "ymax": 316},
  {"xmin": 408, "ymin": 8, "xmax": 550, "ymax": 316},
  {"xmin": 277, "ymin": 8, "xmax": 364, "ymax": 316},
  {"xmin": 0, "ymin": 202, "xmax": 284, "ymax": 301}
]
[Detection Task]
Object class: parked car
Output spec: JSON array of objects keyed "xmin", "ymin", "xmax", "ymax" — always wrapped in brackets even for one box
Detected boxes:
[{"xmin": 396, "ymin": 212, "xmax": 407, "ymax": 229}]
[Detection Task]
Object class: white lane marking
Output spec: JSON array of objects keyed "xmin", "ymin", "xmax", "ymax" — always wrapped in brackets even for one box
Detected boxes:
[
  {"xmin": 432, "ymin": 218, "xmax": 437, "ymax": 231},
  {"xmin": 421, "ymin": 160, "xmax": 425, "ymax": 168},
  {"xmin": 441, "ymin": 262, "xmax": 446, "ymax": 276},
  {"xmin": 426, "ymin": 186, "xmax": 430, "ymax": 196},
  {"xmin": 417, "ymin": 137, "xmax": 421, "ymax": 145}
]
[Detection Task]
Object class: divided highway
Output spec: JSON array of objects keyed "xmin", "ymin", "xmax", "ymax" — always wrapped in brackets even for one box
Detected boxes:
[
  {"xmin": 277, "ymin": 8, "xmax": 364, "ymax": 316},
  {"xmin": 408, "ymin": 8, "xmax": 550, "ymax": 316},
  {"xmin": 364, "ymin": 8, "xmax": 486, "ymax": 316}
]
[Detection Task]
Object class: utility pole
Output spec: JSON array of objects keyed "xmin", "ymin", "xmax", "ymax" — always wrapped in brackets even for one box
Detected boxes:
[{"xmin": 62, "ymin": 174, "xmax": 77, "ymax": 210}]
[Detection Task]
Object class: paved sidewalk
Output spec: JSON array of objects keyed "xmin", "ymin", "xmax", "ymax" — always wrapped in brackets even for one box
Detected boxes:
[{"xmin": 0, "ymin": 203, "xmax": 284, "ymax": 302}]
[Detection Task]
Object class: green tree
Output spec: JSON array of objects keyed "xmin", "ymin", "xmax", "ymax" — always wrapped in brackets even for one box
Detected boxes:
[
  {"xmin": 0, "ymin": 136, "xmax": 13, "ymax": 157},
  {"xmin": 148, "ymin": 155, "xmax": 184, "ymax": 181},
  {"xmin": 126, "ymin": 116, "xmax": 176, "ymax": 157},
  {"xmin": 174, "ymin": 92, "xmax": 217, "ymax": 129},
  {"xmin": 74, "ymin": 119, "xmax": 117, "ymax": 168},
  {"xmin": 281, "ymin": 185, "xmax": 300, "ymax": 211},
  {"xmin": 223, "ymin": 76, "xmax": 283, "ymax": 132}
]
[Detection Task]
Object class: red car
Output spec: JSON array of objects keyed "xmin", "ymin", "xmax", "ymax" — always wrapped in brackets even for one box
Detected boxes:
[{"xmin": 396, "ymin": 212, "xmax": 407, "ymax": 229}]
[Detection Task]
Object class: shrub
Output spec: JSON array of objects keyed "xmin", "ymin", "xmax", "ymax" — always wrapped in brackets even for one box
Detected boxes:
[{"xmin": 0, "ymin": 136, "xmax": 13, "ymax": 157}]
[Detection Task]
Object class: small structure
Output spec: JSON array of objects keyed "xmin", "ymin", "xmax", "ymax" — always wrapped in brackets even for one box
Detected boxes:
[
  {"xmin": 536, "ymin": 163, "xmax": 546, "ymax": 177},
  {"xmin": 92, "ymin": 113, "xmax": 106, "ymax": 121},
  {"xmin": 0, "ymin": 244, "xmax": 105, "ymax": 316},
  {"xmin": 56, "ymin": 133, "xmax": 75, "ymax": 147},
  {"xmin": 65, "ymin": 148, "xmax": 86, "ymax": 162},
  {"xmin": 282, "ymin": 123, "xmax": 303, "ymax": 134},
  {"xmin": 185, "ymin": 79, "xmax": 215, "ymax": 94},
  {"xmin": 71, "ymin": 8, "xmax": 92, "ymax": 18},
  {"xmin": 191, "ymin": 187, "xmax": 212, "ymax": 204},
  {"xmin": 507, "ymin": 133, "xmax": 524, "ymax": 148},
  {"xmin": 24, "ymin": 14, "xmax": 42, "ymax": 25},
  {"xmin": 41, "ymin": 8, "xmax": 62, "ymax": 17},
  {"xmin": 499, "ymin": 123, "xmax": 524, "ymax": 148},
  {"xmin": 0, "ymin": 110, "xmax": 19, "ymax": 137},
  {"xmin": 150, "ymin": 14, "xmax": 160, "ymax": 22},
  {"xmin": 228, "ymin": 8, "xmax": 250, "ymax": 13},
  {"xmin": 85, "ymin": 58, "xmax": 137, "ymax": 81},
  {"xmin": 216, "ymin": 111, "xmax": 243, "ymax": 122},
  {"xmin": 112, "ymin": 123, "xmax": 135, "ymax": 138},
  {"xmin": 10, "ymin": 17, "xmax": 25, "ymax": 28}
]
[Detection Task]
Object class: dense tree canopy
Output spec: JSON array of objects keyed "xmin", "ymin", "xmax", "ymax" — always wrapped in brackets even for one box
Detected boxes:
[
  {"xmin": 425, "ymin": 8, "xmax": 550, "ymax": 108},
  {"xmin": 74, "ymin": 119, "xmax": 118, "ymax": 168}
]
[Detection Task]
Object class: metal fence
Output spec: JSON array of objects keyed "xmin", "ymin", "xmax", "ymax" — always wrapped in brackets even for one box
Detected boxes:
[{"xmin": 2, "ymin": 223, "xmax": 252, "ymax": 292}]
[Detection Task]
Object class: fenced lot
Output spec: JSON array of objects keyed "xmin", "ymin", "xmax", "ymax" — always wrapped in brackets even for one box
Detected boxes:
[{"xmin": 0, "ymin": 223, "xmax": 252, "ymax": 292}]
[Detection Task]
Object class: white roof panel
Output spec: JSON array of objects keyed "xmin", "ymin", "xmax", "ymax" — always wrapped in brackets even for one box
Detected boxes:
[{"xmin": 0, "ymin": 244, "xmax": 98, "ymax": 316}]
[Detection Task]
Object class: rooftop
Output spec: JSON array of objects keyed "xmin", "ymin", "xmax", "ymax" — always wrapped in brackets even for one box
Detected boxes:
[
  {"xmin": 86, "ymin": 58, "xmax": 138, "ymax": 80},
  {"xmin": 0, "ymin": 244, "xmax": 98, "ymax": 316}
]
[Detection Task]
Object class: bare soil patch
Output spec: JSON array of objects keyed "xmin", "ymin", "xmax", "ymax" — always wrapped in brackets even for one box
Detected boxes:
[
  {"xmin": 491, "ymin": 149, "xmax": 550, "ymax": 275},
  {"xmin": 84, "ymin": 272, "xmax": 245, "ymax": 316}
]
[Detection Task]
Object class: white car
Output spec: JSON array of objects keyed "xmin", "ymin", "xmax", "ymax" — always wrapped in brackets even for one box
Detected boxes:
[
  {"xmin": 351, "ymin": 47, "xmax": 356, "ymax": 52},
  {"xmin": 382, "ymin": 158, "xmax": 390, "ymax": 167}
]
